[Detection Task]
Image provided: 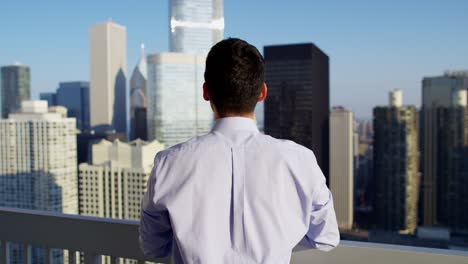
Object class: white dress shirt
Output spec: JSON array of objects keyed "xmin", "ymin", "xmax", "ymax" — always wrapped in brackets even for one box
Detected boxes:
[{"xmin": 140, "ymin": 117, "xmax": 339, "ymax": 263}]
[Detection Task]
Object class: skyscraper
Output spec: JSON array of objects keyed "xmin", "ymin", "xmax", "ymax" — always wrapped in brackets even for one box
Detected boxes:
[
  {"xmin": 89, "ymin": 21, "xmax": 127, "ymax": 134},
  {"xmin": 130, "ymin": 44, "xmax": 148, "ymax": 140},
  {"xmin": 264, "ymin": 43, "xmax": 330, "ymax": 179},
  {"xmin": 0, "ymin": 101, "xmax": 78, "ymax": 214},
  {"xmin": 39, "ymin": 92, "xmax": 57, "ymax": 106},
  {"xmin": 1, "ymin": 64, "xmax": 30, "ymax": 118},
  {"xmin": 79, "ymin": 139, "xmax": 165, "ymax": 220},
  {"xmin": 437, "ymin": 91, "xmax": 468, "ymax": 232},
  {"xmin": 421, "ymin": 71, "xmax": 468, "ymax": 231},
  {"xmin": 147, "ymin": 53, "xmax": 210, "ymax": 146},
  {"xmin": 57, "ymin": 81, "xmax": 90, "ymax": 131},
  {"xmin": 354, "ymin": 119, "xmax": 375, "ymax": 229},
  {"xmin": 0, "ymin": 101, "xmax": 77, "ymax": 263},
  {"xmin": 170, "ymin": 0, "xmax": 224, "ymax": 56},
  {"xmin": 330, "ymin": 107, "xmax": 354, "ymax": 230},
  {"xmin": 373, "ymin": 90, "xmax": 419, "ymax": 233},
  {"xmin": 39, "ymin": 82, "xmax": 90, "ymax": 131},
  {"xmin": 145, "ymin": 0, "xmax": 223, "ymax": 146}
]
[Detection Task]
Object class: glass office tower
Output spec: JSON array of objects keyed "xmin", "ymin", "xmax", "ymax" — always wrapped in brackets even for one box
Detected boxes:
[
  {"xmin": 146, "ymin": 0, "xmax": 223, "ymax": 146},
  {"xmin": 421, "ymin": 72, "xmax": 468, "ymax": 231},
  {"xmin": 170, "ymin": 0, "xmax": 224, "ymax": 56},
  {"xmin": 1, "ymin": 64, "xmax": 30, "ymax": 118},
  {"xmin": 147, "ymin": 53, "xmax": 211, "ymax": 147},
  {"xmin": 39, "ymin": 82, "xmax": 90, "ymax": 131},
  {"xmin": 57, "ymin": 81, "xmax": 90, "ymax": 131},
  {"xmin": 264, "ymin": 43, "xmax": 330, "ymax": 180}
]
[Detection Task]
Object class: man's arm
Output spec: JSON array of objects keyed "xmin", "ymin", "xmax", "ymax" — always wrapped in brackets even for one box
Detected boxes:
[
  {"xmin": 297, "ymin": 180, "xmax": 340, "ymax": 251},
  {"xmin": 139, "ymin": 155, "xmax": 173, "ymax": 259},
  {"xmin": 295, "ymin": 153, "xmax": 340, "ymax": 252}
]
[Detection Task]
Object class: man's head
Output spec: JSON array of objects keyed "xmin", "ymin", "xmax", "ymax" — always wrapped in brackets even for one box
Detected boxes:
[{"xmin": 204, "ymin": 38, "xmax": 267, "ymax": 118}]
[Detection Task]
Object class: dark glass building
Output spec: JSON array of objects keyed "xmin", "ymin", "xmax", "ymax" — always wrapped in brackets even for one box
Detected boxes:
[
  {"xmin": 421, "ymin": 72, "xmax": 468, "ymax": 231},
  {"xmin": 373, "ymin": 105, "xmax": 419, "ymax": 233},
  {"xmin": 264, "ymin": 43, "xmax": 330, "ymax": 180},
  {"xmin": 44, "ymin": 81, "xmax": 90, "ymax": 131},
  {"xmin": 39, "ymin": 92, "xmax": 57, "ymax": 106},
  {"xmin": 1, "ymin": 65, "xmax": 30, "ymax": 118},
  {"xmin": 436, "ymin": 106, "xmax": 468, "ymax": 232},
  {"xmin": 133, "ymin": 107, "xmax": 148, "ymax": 140},
  {"xmin": 57, "ymin": 81, "xmax": 90, "ymax": 131}
]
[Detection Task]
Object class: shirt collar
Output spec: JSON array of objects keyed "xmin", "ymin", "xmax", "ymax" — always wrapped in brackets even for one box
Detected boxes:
[{"xmin": 211, "ymin": 117, "xmax": 260, "ymax": 135}]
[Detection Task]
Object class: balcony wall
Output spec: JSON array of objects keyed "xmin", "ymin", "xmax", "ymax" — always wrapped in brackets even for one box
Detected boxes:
[{"xmin": 1, "ymin": 207, "xmax": 468, "ymax": 264}]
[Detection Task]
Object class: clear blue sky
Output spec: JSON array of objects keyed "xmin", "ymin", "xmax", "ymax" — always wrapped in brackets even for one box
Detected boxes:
[{"xmin": 1, "ymin": 0, "xmax": 467, "ymax": 118}]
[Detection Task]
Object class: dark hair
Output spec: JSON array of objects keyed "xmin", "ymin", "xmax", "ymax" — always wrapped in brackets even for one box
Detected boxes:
[{"xmin": 204, "ymin": 38, "xmax": 264, "ymax": 116}]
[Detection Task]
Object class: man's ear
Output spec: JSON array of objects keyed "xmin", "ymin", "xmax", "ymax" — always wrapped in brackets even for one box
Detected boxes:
[
  {"xmin": 257, "ymin": 83, "xmax": 268, "ymax": 102},
  {"xmin": 203, "ymin": 82, "xmax": 210, "ymax": 101}
]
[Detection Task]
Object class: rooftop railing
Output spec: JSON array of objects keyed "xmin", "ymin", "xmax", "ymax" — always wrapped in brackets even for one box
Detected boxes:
[{"xmin": 1, "ymin": 207, "xmax": 468, "ymax": 264}]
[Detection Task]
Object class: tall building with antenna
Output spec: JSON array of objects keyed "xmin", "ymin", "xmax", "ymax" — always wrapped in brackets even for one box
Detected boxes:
[{"xmin": 130, "ymin": 44, "xmax": 148, "ymax": 140}]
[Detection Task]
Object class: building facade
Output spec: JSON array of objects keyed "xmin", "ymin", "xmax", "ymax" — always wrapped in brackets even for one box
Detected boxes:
[
  {"xmin": 146, "ymin": 53, "xmax": 211, "ymax": 147},
  {"xmin": 145, "ymin": 0, "xmax": 224, "ymax": 146},
  {"xmin": 170, "ymin": 0, "xmax": 224, "ymax": 56},
  {"xmin": 264, "ymin": 43, "xmax": 330, "ymax": 179},
  {"xmin": 1, "ymin": 64, "xmax": 30, "ymax": 118},
  {"xmin": 39, "ymin": 92, "xmax": 57, "ymax": 106},
  {"xmin": 0, "ymin": 101, "xmax": 77, "ymax": 263},
  {"xmin": 89, "ymin": 21, "xmax": 127, "ymax": 133},
  {"xmin": 0, "ymin": 101, "xmax": 78, "ymax": 213},
  {"xmin": 436, "ymin": 102, "xmax": 468, "ymax": 232},
  {"xmin": 330, "ymin": 107, "xmax": 354, "ymax": 230},
  {"xmin": 373, "ymin": 90, "xmax": 419, "ymax": 233},
  {"xmin": 78, "ymin": 139, "xmax": 165, "ymax": 220},
  {"xmin": 130, "ymin": 44, "xmax": 148, "ymax": 140},
  {"xmin": 77, "ymin": 130, "xmax": 127, "ymax": 164},
  {"xmin": 354, "ymin": 119, "xmax": 375, "ymax": 229},
  {"xmin": 56, "ymin": 81, "xmax": 90, "ymax": 131},
  {"xmin": 421, "ymin": 72, "xmax": 468, "ymax": 228},
  {"xmin": 40, "ymin": 82, "xmax": 90, "ymax": 131}
]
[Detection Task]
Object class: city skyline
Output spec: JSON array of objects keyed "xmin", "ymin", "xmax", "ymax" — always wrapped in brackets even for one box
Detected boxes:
[
  {"xmin": 1, "ymin": 1, "xmax": 468, "ymax": 259},
  {"xmin": 1, "ymin": 0, "xmax": 468, "ymax": 118}
]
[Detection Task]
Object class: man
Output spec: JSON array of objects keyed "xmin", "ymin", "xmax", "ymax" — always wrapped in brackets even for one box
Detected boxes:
[{"xmin": 140, "ymin": 38, "xmax": 339, "ymax": 263}]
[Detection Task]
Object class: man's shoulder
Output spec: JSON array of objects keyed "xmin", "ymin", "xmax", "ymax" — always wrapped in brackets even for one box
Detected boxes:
[
  {"xmin": 155, "ymin": 133, "xmax": 316, "ymax": 162},
  {"xmin": 257, "ymin": 133, "xmax": 315, "ymax": 156},
  {"xmin": 155, "ymin": 133, "xmax": 221, "ymax": 161}
]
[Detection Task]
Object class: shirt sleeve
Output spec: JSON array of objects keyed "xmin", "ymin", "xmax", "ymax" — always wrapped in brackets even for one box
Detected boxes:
[
  {"xmin": 139, "ymin": 154, "xmax": 173, "ymax": 259},
  {"xmin": 295, "ymin": 154, "xmax": 340, "ymax": 252}
]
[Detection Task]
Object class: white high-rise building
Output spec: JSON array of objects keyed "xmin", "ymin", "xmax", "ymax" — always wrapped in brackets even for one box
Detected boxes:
[
  {"xmin": 79, "ymin": 139, "xmax": 165, "ymax": 220},
  {"xmin": 147, "ymin": 53, "xmax": 211, "ymax": 147},
  {"xmin": 170, "ymin": 0, "xmax": 224, "ymax": 56},
  {"xmin": 389, "ymin": 89, "xmax": 403, "ymax": 107},
  {"xmin": 0, "ymin": 100, "xmax": 78, "ymax": 214},
  {"xmin": 330, "ymin": 107, "xmax": 354, "ymax": 230},
  {"xmin": 89, "ymin": 21, "xmax": 127, "ymax": 133}
]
